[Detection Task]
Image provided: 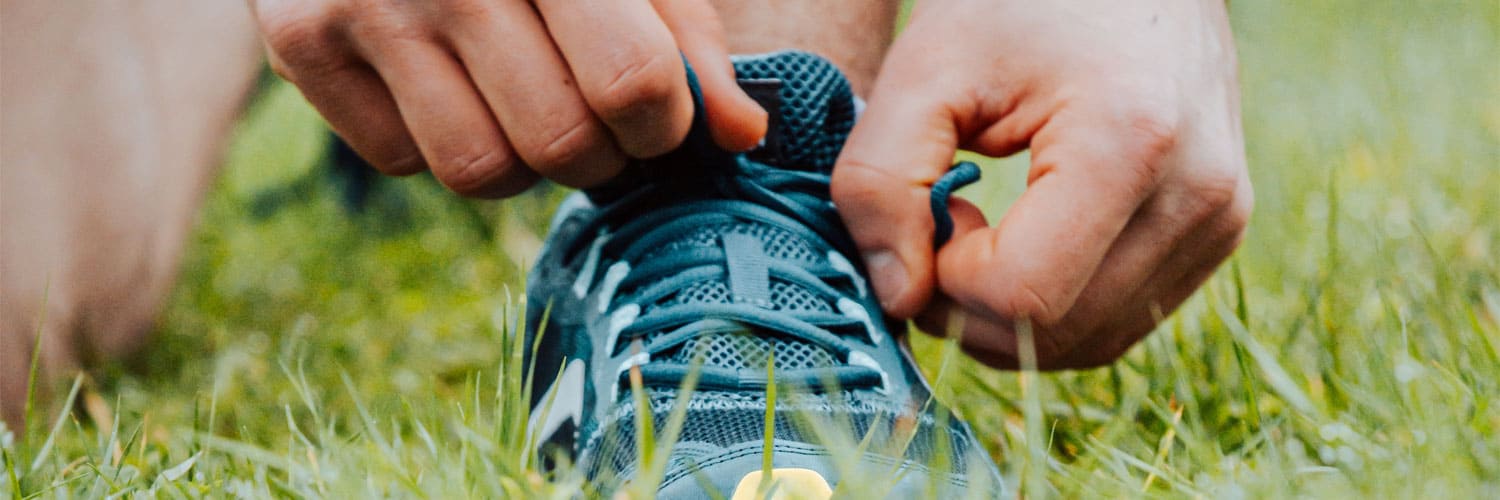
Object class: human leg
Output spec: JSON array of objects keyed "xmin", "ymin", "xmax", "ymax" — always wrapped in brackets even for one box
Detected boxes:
[
  {"xmin": 709, "ymin": 0, "xmax": 899, "ymax": 95},
  {"xmin": 1, "ymin": 0, "xmax": 262, "ymax": 424}
]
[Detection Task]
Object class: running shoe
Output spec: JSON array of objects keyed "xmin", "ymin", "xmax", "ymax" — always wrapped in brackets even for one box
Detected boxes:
[{"xmin": 523, "ymin": 51, "xmax": 1003, "ymax": 498}]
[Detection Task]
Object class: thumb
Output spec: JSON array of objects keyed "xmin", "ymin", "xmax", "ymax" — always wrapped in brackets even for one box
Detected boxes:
[
  {"xmin": 653, "ymin": 0, "xmax": 767, "ymax": 152},
  {"xmin": 830, "ymin": 70, "xmax": 962, "ymax": 318}
]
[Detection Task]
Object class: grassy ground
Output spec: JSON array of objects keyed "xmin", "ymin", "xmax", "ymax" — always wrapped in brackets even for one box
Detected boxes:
[{"xmin": 4, "ymin": 0, "xmax": 1498, "ymax": 497}]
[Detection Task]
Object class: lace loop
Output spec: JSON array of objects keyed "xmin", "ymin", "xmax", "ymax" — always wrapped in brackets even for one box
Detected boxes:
[
  {"xmin": 590, "ymin": 158, "xmax": 986, "ymax": 395},
  {"xmin": 590, "ymin": 163, "xmax": 884, "ymax": 394},
  {"xmin": 931, "ymin": 161, "xmax": 983, "ymax": 248}
]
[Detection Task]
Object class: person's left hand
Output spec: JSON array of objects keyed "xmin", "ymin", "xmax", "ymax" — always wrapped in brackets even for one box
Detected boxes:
[{"xmin": 831, "ymin": 0, "xmax": 1252, "ymax": 369}]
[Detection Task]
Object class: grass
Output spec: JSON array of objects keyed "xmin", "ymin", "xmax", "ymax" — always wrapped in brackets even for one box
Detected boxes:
[{"xmin": 3, "ymin": 0, "xmax": 1498, "ymax": 496}]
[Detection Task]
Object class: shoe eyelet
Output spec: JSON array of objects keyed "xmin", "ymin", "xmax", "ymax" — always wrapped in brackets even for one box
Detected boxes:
[
  {"xmin": 596, "ymin": 262, "xmax": 632, "ymax": 313},
  {"xmin": 611, "ymin": 345, "xmax": 651, "ymax": 404},
  {"xmin": 837, "ymin": 297, "xmax": 879, "ymax": 346},
  {"xmin": 825, "ymin": 250, "xmax": 867, "ymax": 298},
  {"xmin": 846, "ymin": 351, "xmax": 891, "ymax": 395},
  {"xmin": 571, "ymin": 230, "xmax": 611, "ymax": 299},
  {"xmin": 603, "ymin": 303, "xmax": 640, "ymax": 356}
]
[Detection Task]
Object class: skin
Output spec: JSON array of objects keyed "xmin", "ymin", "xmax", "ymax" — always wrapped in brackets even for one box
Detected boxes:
[
  {"xmin": 831, "ymin": 0, "xmax": 1253, "ymax": 369},
  {"xmin": 707, "ymin": 0, "xmax": 898, "ymax": 96},
  {"xmin": 254, "ymin": 0, "xmax": 1251, "ymax": 371},
  {"xmin": 1, "ymin": 0, "xmax": 262, "ymax": 425},
  {"xmin": 0, "ymin": 0, "xmax": 894, "ymax": 426},
  {"xmin": 247, "ymin": 0, "xmax": 771, "ymax": 198},
  {"xmin": 1, "ymin": 0, "xmax": 1245, "ymax": 426}
]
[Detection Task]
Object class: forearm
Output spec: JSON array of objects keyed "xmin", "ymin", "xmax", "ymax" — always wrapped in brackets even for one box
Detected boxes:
[{"xmin": 709, "ymin": 0, "xmax": 900, "ymax": 95}]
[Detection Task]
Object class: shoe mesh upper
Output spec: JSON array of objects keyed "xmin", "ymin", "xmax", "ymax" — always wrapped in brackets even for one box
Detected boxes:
[
  {"xmin": 587, "ymin": 390, "xmax": 970, "ymax": 485},
  {"xmin": 734, "ymin": 51, "xmax": 857, "ymax": 173},
  {"xmin": 580, "ymin": 51, "xmax": 975, "ymax": 487},
  {"xmin": 628, "ymin": 52, "xmax": 854, "ymax": 375},
  {"xmin": 644, "ymin": 221, "xmax": 839, "ymax": 372}
]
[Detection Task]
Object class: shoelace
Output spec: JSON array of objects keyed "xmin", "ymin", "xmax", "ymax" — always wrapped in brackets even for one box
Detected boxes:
[
  {"xmin": 580, "ymin": 160, "xmax": 876, "ymax": 394},
  {"xmin": 568, "ymin": 58, "xmax": 982, "ymax": 397},
  {"xmin": 568, "ymin": 158, "xmax": 981, "ymax": 399}
]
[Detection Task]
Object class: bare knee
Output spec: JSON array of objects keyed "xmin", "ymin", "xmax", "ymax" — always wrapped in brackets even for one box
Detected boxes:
[{"xmin": 1, "ymin": 0, "xmax": 262, "ymax": 419}]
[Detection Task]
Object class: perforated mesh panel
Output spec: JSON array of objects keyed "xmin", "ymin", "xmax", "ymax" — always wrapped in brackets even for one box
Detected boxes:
[
  {"xmin": 733, "ymin": 51, "xmax": 856, "ymax": 173},
  {"xmin": 667, "ymin": 281, "xmax": 731, "ymax": 309},
  {"xmin": 638, "ymin": 201, "xmax": 839, "ymax": 372},
  {"xmin": 585, "ymin": 389, "xmax": 974, "ymax": 484},
  {"xmin": 661, "ymin": 332, "xmax": 838, "ymax": 370},
  {"xmin": 620, "ymin": 51, "xmax": 864, "ymax": 386},
  {"xmin": 582, "ymin": 52, "xmax": 943, "ymax": 485},
  {"xmin": 770, "ymin": 282, "xmax": 828, "ymax": 312},
  {"xmin": 655, "ymin": 280, "xmax": 831, "ymax": 313},
  {"xmin": 647, "ymin": 276, "xmax": 838, "ymax": 371}
]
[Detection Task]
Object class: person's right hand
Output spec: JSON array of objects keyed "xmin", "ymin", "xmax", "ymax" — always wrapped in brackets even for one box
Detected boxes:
[{"xmin": 249, "ymin": 0, "xmax": 768, "ymax": 197}]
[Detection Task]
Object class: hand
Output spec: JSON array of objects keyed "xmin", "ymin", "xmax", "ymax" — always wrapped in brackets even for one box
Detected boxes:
[
  {"xmin": 249, "ymin": 0, "xmax": 767, "ymax": 197},
  {"xmin": 832, "ymin": 0, "xmax": 1252, "ymax": 369}
]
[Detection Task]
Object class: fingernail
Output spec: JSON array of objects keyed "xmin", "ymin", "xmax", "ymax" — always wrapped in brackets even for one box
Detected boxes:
[{"xmin": 866, "ymin": 250, "xmax": 908, "ymax": 309}]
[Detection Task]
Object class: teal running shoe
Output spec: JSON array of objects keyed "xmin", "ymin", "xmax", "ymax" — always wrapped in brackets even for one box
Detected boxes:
[{"xmin": 523, "ymin": 51, "xmax": 1003, "ymax": 498}]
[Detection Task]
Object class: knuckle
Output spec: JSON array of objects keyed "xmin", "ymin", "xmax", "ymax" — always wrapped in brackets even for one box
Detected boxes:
[
  {"xmin": 432, "ymin": 147, "xmax": 517, "ymax": 196},
  {"xmin": 1115, "ymin": 104, "xmax": 1181, "ymax": 164},
  {"xmin": 373, "ymin": 150, "xmax": 426, "ymax": 176},
  {"xmin": 1107, "ymin": 106, "xmax": 1179, "ymax": 197},
  {"xmin": 830, "ymin": 158, "xmax": 903, "ymax": 210},
  {"xmin": 590, "ymin": 53, "xmax": 679, "ymax": 122},
  {"xmin": 345, "ymin": 5, "xmax": 428, "ymax": 47},
  {"xmin": 989, "ymin": 280, "xmax": 1066, "ymax": 329},
  {"xmin": 431, "ymin": 0, "xmax": 497, "ymax": 23},
  {"xmin": 526, "ymin": 117, "xmax": 601, "ymax": 173},
  {"xmin": 258, "ymin": 4, "xmax": 345, "ymax": 75},
  {"xmin": 1185, "ymin": 165, "xmax": 1252, "ymax": 246},
  {"xmin": 1192, "ymin": 168, "xmax": 1241, "ymax": 214}
]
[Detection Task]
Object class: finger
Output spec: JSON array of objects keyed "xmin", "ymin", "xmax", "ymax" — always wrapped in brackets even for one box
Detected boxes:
[
  {"xmin": 442, "ymin": 0, "xmax": 625, "ymax": 188},
  {"xmin": 276, "ymin": 56, "xmax": 426, "ymax": 176},
  {"xmin": 914, "ymin": 297, "xmax": 1021, "ymax": 370},
  {"xmin": 254, "ymin": 0, "xmax": 423, "ymax": 175},
  {"xmin": 830, "ymin": 66, "xmax": 962, "ymax": 318},
  {"xmin": 352, "ymin": 28, "xmax": 535, "ymax": 198},
  {"xmin": 1051, "ymin": 175, "xmax": 1251, "ymax": 368},
  {"xmin": 651, "ymin": 0, "xmax": 767, "ymax": 151},
  {"xmin": 936, "ymin": 107, "xmax": 1174, "ymax": 343},
  {"xmin": 535, "ymin": 0, "xmax": 694, "ymax": 158},
  {"xmin": 949, "ymin": 174, "xmax": 1248, "ymax": 370},
  {"xmin": 912, "ymin": 197, "xmax": 988, "ymax": 334},
  {"xmin": 943, "ymin": 196, "xmax": 991, "ymax": 240},
  {"xmin": 1062, "ymin": 165, "xmax": 1248, "ymax": 335},
  {"xmin": 1040, "ymin": 232, "xmax": 1236, "ymax": 370},
  {"xmin": 940, "ymin": 190, "xmax": 1192, "ymax": 366}
]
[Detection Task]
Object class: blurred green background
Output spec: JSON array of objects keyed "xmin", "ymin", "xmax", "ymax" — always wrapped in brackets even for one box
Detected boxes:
[{"xmin": 5, "ymin": 0, "xmax": 1498, "ymax": 496}]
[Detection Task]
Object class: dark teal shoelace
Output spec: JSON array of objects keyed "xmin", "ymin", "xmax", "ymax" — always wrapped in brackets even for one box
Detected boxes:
[
  {"xmin": 590, "ymin": 160, "xmax": 880, "ymax": 392},
  {"xmin": 576, "ymin": 59, "xmax": 982, "ymax": 394},
  {"xmin": 931, "ymin": 161, "xmax": 982, "ymax": 248},
  {"xmin": 574, "ymin": 160, "xmax": 979, "ymax": 396}
]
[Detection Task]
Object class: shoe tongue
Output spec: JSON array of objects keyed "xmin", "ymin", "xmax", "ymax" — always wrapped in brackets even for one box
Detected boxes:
[
  {"xmin": 623, "ymin": 52, "xmax": 857, "ymax": 371},
  {"xmin": 589, "ymin": 52, "xmax": 857, "ymax": 371},
  {"xmin": 734, "ymin": 51, "xmax": 857, "ymax": 174},
  {"xmin": 643, "ymin": 222, "xmax": 840, "ymax": 371},
  {"xmin": 582, "ymin": 51, "xmax": 855, "ymax": 203}
]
